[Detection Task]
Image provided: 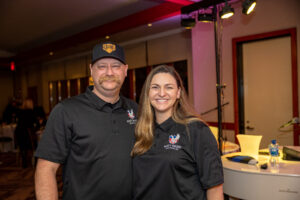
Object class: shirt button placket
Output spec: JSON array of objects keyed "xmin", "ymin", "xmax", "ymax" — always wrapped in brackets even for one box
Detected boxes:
[
  {"xmin": 112, "ymin": 114, "xmax": 118, "ymax": 135},
  {"xmin": 153, "ymin": 130, "xmax": 160, "ymax": 148}
]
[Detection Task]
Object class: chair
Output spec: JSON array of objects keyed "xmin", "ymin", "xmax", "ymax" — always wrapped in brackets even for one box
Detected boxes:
[
  {"xmin": 209, "ymin": 126, "xmax": 219, "ymax": 142},
  {"xmin": 0, "ymin": 136, "xmax": 13, "ymax": 152},
  {"xmin": 0, "ymin": 124, "xmax": 16, "ymax": 152},
  {"xmin": 209, "ymin": 126, "xmax": 240, "ymax": 154}
]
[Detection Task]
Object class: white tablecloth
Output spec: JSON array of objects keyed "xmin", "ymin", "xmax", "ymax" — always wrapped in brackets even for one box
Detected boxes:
[{"xmin": 222, "ymin": 151, "xmax": 300, "ymax": 200}]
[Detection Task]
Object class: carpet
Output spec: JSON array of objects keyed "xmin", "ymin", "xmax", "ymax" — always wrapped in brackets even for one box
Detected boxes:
[{"xmin": 0, "ymin": 152, "xmax": 62, "ymax": 200}]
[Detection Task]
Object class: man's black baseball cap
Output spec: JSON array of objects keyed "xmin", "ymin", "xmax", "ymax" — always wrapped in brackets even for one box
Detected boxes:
[{"xmin": 91, "ymin": 41, "xmax": 126, "ymax": 64}]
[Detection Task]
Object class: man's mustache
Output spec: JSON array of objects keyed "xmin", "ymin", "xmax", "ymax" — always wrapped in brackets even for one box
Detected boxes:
[{"xmin": 99, "ymin": 76, "xmax": 121, "ymax": 84}]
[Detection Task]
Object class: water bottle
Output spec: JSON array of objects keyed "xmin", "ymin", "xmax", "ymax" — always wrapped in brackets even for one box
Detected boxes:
[{"xmin": 269, "ymin": 139, "xmax": 279, "ymax": 171}]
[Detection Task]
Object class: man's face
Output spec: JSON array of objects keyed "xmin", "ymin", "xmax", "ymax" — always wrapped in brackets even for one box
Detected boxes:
[{"xmin": 90, "ymin": 58, "xmax": 128, "ymax": 97}]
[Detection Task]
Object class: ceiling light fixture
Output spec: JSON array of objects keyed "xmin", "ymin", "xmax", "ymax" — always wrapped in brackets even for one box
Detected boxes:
[
  {"xmin": 219, "ymin": 1, "xmax": 234, "ymax": 19},
  {"xmin": 181, "ymin": 17, "xmax": 196, "ymax": 29},
  {"xmin": 105, "ymin": 35, "xmax": 110, "ymax": 39},
  {"xmin": 181, "ymin": 18, "xmax": 196, "ymax": 29},
  {"xmin": 147, "ymin": 23, "xmax": 152, "ymax": 27},
  {"xmin": 198, "ymin": 13, "xmax": 213, "ymax": 23},
  {"xmin": 242, "ymin": 0, "xmax": 256, "ymax": 15}
]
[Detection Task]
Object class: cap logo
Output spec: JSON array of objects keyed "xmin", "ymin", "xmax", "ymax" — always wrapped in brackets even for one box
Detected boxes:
[{"xmin": 102, "ymin": 43, "xmax": 116, "ymax": 54}]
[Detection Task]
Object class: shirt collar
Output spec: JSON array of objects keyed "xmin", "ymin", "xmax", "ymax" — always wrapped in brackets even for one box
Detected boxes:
[
  {"xmin": 85, "ymin": 86, "xmax": 129, "ymax": 111},
  {"xmin": 155, "ymin": 117, "xmax": 176, "ymax": 132}
]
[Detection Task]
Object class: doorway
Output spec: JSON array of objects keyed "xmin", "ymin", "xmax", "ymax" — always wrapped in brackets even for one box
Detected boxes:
[{"xmin": 233, "ymin": 28, "xmax": 299, "ymax": 147}]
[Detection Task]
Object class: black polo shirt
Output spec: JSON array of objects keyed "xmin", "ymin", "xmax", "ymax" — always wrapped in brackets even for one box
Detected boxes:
[
  {"xmin": 35, "ymin": 86, "xmax": 138, "ymax": 200},
  {"xmin": 133, "ymin": 117, "xmax": 223, "ymax": 200}
]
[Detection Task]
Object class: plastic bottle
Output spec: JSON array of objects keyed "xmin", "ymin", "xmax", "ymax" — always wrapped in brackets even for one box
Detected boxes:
[{"xmin": 269, "ymin": 139, "xmax": 279, "ymax": 171}]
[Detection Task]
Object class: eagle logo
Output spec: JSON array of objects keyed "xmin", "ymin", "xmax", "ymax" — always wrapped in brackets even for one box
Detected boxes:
[
  {"xmin": 127, "ymin": 109, "xmax": 135, "ymax": 119},
  {"xmin": 169, "ymin": 134, "xmax": 180, "ymax": 144}
]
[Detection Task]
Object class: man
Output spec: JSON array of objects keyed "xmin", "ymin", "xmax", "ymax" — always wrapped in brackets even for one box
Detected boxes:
[{"xmin": 35, "ymin": 42, "xmax": 138, "ymax": 200}]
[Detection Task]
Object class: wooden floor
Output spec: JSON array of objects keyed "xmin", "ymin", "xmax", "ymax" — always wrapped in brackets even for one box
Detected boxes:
[{"xmin": 0, "ymin": 152, "xmax": 62, "ymax": 200}]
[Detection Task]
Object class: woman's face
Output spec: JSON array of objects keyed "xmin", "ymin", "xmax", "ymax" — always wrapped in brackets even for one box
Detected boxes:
[{"xmin": 149, "ymin": 72, "xmax": 181, "ymax": 119}]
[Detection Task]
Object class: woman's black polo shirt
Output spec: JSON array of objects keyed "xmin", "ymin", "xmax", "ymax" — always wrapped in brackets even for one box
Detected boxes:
[
  {"xmin": 35, "ymin": 86, "xmax": 138, "ymax": 200},
  {"xmin": 132, "ymin": 117, "xmax": 223, "ymax": 200}
]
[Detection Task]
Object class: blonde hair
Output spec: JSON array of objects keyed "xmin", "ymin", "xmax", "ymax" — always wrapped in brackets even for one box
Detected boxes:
[
  {"xmin": 131, "ymin": 65, "xmax": 202, "ymax": 156},
  {"xmin": 22, "ymin": 98, "xmax": 34, "ymax": 110}
]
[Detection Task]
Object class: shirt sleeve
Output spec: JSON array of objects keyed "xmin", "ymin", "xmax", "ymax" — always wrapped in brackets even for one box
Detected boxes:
[
  {"xmin": 35, "ymin": 103, "xmax": 72, "ymax": 164},
  {"xmin": 189, "ymin": 121, "xmax": 224, "ymax": 189}
]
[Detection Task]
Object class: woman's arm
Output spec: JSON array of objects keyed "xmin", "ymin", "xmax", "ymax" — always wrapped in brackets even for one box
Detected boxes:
[{"xmin": 207, "ymin": 184, "xmax": 224, "ymax": 200}]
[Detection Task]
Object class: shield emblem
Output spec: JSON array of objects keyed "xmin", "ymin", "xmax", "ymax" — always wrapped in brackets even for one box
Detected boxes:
[{"xmin": 102, "ymin": 43, "xmax": 116, "ymax": 54}]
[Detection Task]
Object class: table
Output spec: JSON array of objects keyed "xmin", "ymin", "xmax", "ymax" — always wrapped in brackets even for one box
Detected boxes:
[
  {"xmin": 222, "ymin": 150, "xmax": 300, "ymax": 200},
  {"xmin": 222, "ymin": 141, "xmax": 240, "ymax": 154},
  {"xmin": 0, "ymin": 124, "xmax": 16, "ymax": 152}
]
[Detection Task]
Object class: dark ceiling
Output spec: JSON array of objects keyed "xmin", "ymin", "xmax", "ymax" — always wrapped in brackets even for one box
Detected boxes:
[{"xmin": 0, "ymin": 0, "xmax": 197, "ymax": 68}]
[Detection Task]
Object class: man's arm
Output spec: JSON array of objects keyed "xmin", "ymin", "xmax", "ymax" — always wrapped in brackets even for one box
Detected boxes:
[
  {"xmin": 35, "ymin": 158, "xmax": 60, "ymax": 200},
  {"xmin": 207, "ymin": 184, "xmax": 224, "ymax": 200}
]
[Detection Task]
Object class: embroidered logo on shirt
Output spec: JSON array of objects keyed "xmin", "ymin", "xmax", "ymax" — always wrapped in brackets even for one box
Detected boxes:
[
  {"xmin": 126, "ymin": 109, "xmax": 137, "ymax": 125},
  {"xmin": 127, "ymin": 109, "xmax": 135, "ymax": 119},
  {"xmin": 169, "ymin": 134, "xmax": 180, "ymax": 144},
  {"xmin": 164, "ymin": 134, "xmax": 182, "ymax": 150}
]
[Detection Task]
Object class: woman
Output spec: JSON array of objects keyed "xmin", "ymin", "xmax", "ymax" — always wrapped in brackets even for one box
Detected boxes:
[{"xmin": 132, "ymin": 65, "xmax": 224, "ymax": 200}]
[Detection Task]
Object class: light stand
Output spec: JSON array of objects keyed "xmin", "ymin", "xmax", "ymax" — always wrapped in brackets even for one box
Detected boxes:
[
  {"xmin": 181, "ymin": 0, "xmax": 231, "ymax": 156},
  {"xmin": 181, "ymin": 0, "xmax": 256, "ymax": 155},
  {"xmin": 212, "ymin": 5, "xmax": 224, "ymax": 155},
  {"xmin": 181, "ymin": 1, "xmax": 226, "ymax": 155}
]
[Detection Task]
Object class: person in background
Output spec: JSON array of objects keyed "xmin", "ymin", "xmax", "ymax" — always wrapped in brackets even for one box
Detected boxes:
[
  {"xmin": 2, "ymin": 98, "xmax": 19, "ymax": 124},
  {"xmin": 14, "ymin": 98, "xmax": 37, "ymax": 168},
  {"xmin": 35, "ymin": 41, "xmax": 138, "ymax": 200},
  {"xmin": 33, "ymin": 106, "xmax": 47, "ymax": 131},
  {"xmin": 131, "ymin": 65, "xmax": 224, "ymax": 200}
]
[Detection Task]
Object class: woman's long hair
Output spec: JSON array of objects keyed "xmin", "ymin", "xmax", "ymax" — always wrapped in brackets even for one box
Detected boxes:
[{"xmin": 131, "ymin": 65, "xmax": 202, "ymax": 156}]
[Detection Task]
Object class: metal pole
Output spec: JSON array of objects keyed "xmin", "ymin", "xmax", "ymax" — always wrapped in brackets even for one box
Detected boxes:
[{"xmin": 213, "ymin": 5, "xmax": 223, "ymax": 155}]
